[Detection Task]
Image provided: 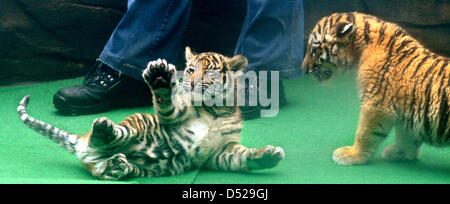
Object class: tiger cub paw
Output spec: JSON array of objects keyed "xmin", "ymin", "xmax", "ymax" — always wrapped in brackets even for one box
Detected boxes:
[
  {"xmin": 90, "ymin": 117, "xmax": 116, "ymax": 148},
  {"xmin": 382, "ymin": 145, "xmax": 420, "ymax": 161},
  {"xmin": 247, "ymin": 145, "xmax": 285, "ymax": 170},
  {"xmin": 142, "ymin": 58, "xmax": 176, "ymax": 90},
  {"xmin": 333, "ymin": 146, "xmax": 371, "ymax": 166},
  {"xmin": 100, "ymin": 153, "xmax": 130, "ymax": 180}
]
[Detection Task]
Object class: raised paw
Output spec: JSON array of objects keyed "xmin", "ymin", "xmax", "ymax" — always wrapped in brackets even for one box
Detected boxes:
[
  {"xmin": 100, "ymin": 153, "xmax": 130, "ymax": 180},
  {"xmin": 333, "ymin": 146, "xmax": 371, "ymax": 166},
  {"xmin": 247, "ymin": 145, "xmax": 285, "ymax": 170},
  {"xmin": 382, "ymin": 145, "xmax": 421, "ymax": 161},
  {"xmin": 90, "ymin": 117, "xmax": 116, "ymax": 148},
  {"xmin": 142, "ymin": 58, "xmax": 177, "ymax": 90}
]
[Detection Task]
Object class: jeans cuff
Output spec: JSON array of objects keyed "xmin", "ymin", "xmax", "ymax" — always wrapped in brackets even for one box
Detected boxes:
[{"xmin": 98, "ymin": 53, "xmax": 145, "ymax": 81}]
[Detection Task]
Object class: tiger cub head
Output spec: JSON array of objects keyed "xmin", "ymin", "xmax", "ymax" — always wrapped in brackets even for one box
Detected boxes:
[
  {"xmin": 183, "ymin": 47, "xmax": 248, "ymax": 105},
  {"xmin": 302, "ymin": 14, "xmax": 359, "ymax": 81}
]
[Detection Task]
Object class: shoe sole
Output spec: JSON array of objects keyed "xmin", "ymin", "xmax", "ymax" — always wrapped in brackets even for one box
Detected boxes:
[{"xmin": 53, "ymin": 94, "xmax": 152, "ymax": 116}]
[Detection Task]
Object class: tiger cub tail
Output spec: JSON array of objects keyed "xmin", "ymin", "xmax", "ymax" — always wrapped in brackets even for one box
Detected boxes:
[{"xmin": 17, "ymin": 95, "xmax": 81, "ymax": 154}]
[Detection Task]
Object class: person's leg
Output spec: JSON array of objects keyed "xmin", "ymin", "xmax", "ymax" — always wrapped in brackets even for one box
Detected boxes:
[
  {"xmin": 235, "ymin": 0, "xmax": 304, "ymax": 79},
  {"xmin": 54, "ymin": 0, "xmax": 192, "ymax": 115},
  {"xmin": 235, "ymin": 0, "xmax": 304, "ymax": 119},
  {"xmin": 99, "ymin": 0, "xmax": 192, "ymax": 81}
]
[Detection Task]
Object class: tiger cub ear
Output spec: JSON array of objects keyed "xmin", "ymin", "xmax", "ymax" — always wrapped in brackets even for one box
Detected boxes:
[
  {"xmin": 335, "ymin": 22, "xmax": 355, "ymax": 38},
  {"xmin": 228, "ymin": 55, "xmax": 248, "ymax": 72},
  {"xmin": 185, "ymin": 46, "xmax": 195, "ymax": 62}
]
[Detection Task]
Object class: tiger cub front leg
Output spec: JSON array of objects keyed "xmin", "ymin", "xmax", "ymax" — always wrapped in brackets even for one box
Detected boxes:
[
  {"xmin": 143, "ymin": 59, "xmax": 184, "ymax": 122},
  {"xmin": 333, "ymin": 106, "xmax": 394, "ymax": 166},
  {"xmin": 143, "ymin": 59, "xmax": 176, "ymax": 102}
]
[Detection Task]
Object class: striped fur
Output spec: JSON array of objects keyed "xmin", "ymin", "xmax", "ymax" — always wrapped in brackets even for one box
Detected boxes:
[
  {"xmin": 303, "ymin": 12, "xmax": 449, "ymax": 166},
  {"xmin": 17, "ymin": 47, "xmax": 284, "ymax": 180},
  {"xmin": 17, "ymin": 96, "xmax": 80, "ymax": 154}
]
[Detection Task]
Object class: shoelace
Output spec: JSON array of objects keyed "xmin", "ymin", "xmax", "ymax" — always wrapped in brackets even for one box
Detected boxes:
[{"xmin": 83, "ymin": 63, "xmax": 121, "ymax": 88}]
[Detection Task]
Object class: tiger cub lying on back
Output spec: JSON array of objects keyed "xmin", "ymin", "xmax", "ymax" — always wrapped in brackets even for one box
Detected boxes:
[
  {"xmin": 303, "ymin": 12, "xmax": 449, "ymax": 166},
  {"xmin": 18, "ymin": 47, "xmax": 284, "ymax": 180}
]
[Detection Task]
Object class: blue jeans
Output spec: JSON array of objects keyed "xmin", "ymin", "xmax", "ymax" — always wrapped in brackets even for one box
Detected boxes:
[{"xmin": 98, "ymin": 0, "xmax": 304, "ymax": 81}]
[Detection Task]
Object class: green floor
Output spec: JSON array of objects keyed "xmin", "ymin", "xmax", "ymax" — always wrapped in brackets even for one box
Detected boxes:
[{"xmin": 1, "ymin": 74, "xmax": 449, "ymax": 184}]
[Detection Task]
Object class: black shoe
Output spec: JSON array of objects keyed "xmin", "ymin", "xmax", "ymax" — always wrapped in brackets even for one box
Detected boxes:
[
  {"xmin": 239, "ymin": 79, "xmax": 287, "ymax": 120},
  {"xmin": 53, "ymin": 62, "xmax": 152, "ymax": 115}
]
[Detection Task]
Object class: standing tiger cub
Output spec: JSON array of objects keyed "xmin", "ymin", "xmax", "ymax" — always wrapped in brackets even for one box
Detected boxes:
[
  {"xmin": 17, "ymin": 47, "xmax": 284, "ymax": 180},
  {"xmin": 303, "ymin": 12, "xmax": 449, "ymax": 166}
]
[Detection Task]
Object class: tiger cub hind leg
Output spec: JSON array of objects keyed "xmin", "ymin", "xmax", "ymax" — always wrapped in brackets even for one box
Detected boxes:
[
  {"xmin": 382, "ymin": 125, "xmax": 422, "ymax": 161},
  {"xmin": 246, "ymin": 145, "xmax": 285, "ymax": 170},
  {"xmin": 90, "ymin": 153, "xmax": 131, "ymax": 180},
  {"xmin": 208, "ymin": 144, "xmax": 285, "ymax": 172}
]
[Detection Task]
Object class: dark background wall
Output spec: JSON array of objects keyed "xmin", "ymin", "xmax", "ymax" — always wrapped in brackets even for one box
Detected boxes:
[
  {"xmin": 0, "ymin": 0, "xmax": 448, "ymax": 86},
  {"xmin": 304, "ymin": 0, "xmax": 450, "ymax": 56}
]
